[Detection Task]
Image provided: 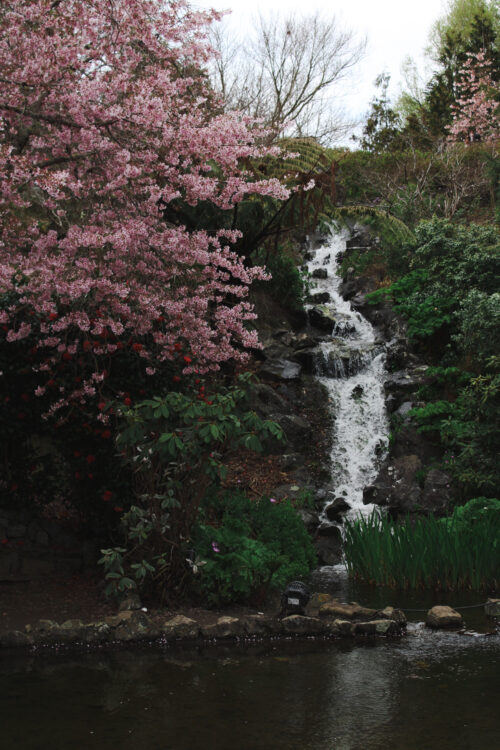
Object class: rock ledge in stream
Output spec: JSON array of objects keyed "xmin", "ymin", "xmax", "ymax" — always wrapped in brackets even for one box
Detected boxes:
[{"xmin": 0, "ymin": 597, "xmax": 409, "ymax": 650}]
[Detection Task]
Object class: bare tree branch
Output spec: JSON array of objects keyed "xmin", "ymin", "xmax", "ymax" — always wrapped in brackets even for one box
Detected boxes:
[{"xmin": 209, "ymin": 11, "xmax": 366, "ymax": 143}]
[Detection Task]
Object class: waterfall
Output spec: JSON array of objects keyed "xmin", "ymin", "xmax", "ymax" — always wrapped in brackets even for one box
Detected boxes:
[{"xmin": 305, "ymin": 228, "xmax": 389, "ymax": 521}]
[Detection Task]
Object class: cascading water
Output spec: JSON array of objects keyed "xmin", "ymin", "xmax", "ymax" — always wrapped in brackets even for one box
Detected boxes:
[{"xmin": 305, "ymin": 228, "xmax": 389, "ymax": 522}]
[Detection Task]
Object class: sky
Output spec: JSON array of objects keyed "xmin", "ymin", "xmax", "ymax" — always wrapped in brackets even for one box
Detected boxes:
[{"xmin": 193, "ymin": 0, "xmax": 449, "ymax": 129}]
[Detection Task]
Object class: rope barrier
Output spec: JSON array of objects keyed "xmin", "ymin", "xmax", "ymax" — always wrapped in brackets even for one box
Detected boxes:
[{"xmin": 403, "ymin": 602, "xmax": 489, "ymax": 612}]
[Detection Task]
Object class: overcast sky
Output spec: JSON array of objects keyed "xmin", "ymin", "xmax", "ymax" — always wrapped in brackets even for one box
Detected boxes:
[{"xmin": 193, "ymin": 0, "xmax": 448, "ymax": 125}]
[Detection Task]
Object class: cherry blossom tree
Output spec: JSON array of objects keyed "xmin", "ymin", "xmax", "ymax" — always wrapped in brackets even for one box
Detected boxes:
[
  {"xmin": 449, "ymin": 50, "xmax": 500, "ymax": 143},
  {"xmin": 0, "ymin": 0, "xmax": 289, "ymax": 419}
]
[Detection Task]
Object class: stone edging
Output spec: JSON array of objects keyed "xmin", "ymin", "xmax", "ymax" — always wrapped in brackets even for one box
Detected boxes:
[{"xmin": 0, "ymin": 604, "xmax": 408, "ymax": 651}]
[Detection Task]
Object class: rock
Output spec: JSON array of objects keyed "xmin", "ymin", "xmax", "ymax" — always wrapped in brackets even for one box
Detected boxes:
[
  {"xmin": 316, "ymin": 345, "xmax": 375, "ymax": 379},
  {"xmin": 316, "ymin": 523, "xmax": 342, "ymax": 538},
  {"xmin": 0, "ymin": 630, "xmax": 33, "ymax": 648},
  {"xmin": 340, "ymin": 279, "xmax": 359, "ymax": 301},
  {"xmin": 351, "ymin": 385, "xmax": 364, "ymax": 399},
  {"xmin": 420, "ymin": 469, "xmax": 453, "ymax": 515},
  {"xmin": 376, "ymin": 607, "xmax": 407, "ymax": 626},
  {"xmin": 162, "ymin": 615, "xmax": 200, "ymax": 640},
  {"xmin": 426, "ymin": 606, "xmax": 463, "ymax": 629},
  {"xmin": 57, "ymin": 619, "xmax": 87, "ymax": 642},
  {"xmin": 390, "ymin": 424, "xmax": 440, "ymax": 463},
  {"xmin": 319, "ymin": 601, "xmax": 378, "ymax": 622},
  {"xmin": 353, "ymin": 619, "xmax": 400, "ymax": 636},
  {"xmin": 308, "ymin": 305, "xmax": 336, "ymax": 333},
  {"xmin": 243, "ymin": 615, "xmax": 282, "ymax": 636},
  {"xmin": 251, "ymin": 382, "xmax": 287, "ymax": 413},
  {"xmin": 281, "ymin": 615, "xmax": 327, "ymax": 635},
  {"xmin": 259, "ymin": 359, "xmax": 302, "ymax": 382},
  {"xmin": 325, "ymin": 498, "xmax": 351, "ymax": 522},
  {"xmin": 305, "ymin": 592, "xmax": 334, "ymax": 617},
  {"xmin": 314, "ymin": 528, "xmax": 342, "ymax": 566},
  {"xmin": 270, "ymin": 414, "xmax": 312, "ymax": 449},
  {"xmin": 84, "ymin": 622, "xmax": 112, "ymax": 644},
  {"xmin": 291, "ymin": 347, "xmax": 316, "ymax": 372},
  {"xmin": 485, "ymin": 599, "xmax": 500, "ymax": 617},
  {"xmin": 297, "ymin": 508, "xmax": 320, "ymax": 532},
  {"xmin": 201, "ymin": 616, "xmax": 245, "ymax": 639},
  {"xmin": 331, "ymin": 619, "xmax": 354, "ymax": 636},
  {"xmin": 384, "ymin": 367, "xmax": 428, "ymax": 402},
  {"xmin": 395, "ymin": 401, "xmax": 416, "ymax": 418},
  {"xmin": 308, "ymin": 292, "xmax": 331, "ymax": 304},
  {"xmin": 311, "ymin": 268, "xmax": 328, "ymax": 279},
  {"xmin": 363, "ymin": 455, "xmax": 422, "ymax": 513},
  {"xmin": 118, "ymin": 594, "xmax": 142, "ymax": 612},
  {"xmin": 291, "ymin": 332, "xmax": 319, "ymax": 350},
  {"xmin": 115, "ymin": 611, "xmax": 158, "ymax": 642},
  {"xmin": 346, "ymin": 227, "xmax": 373, "ymax": 248}
]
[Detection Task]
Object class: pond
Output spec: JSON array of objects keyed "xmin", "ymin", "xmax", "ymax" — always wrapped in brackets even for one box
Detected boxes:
[{"xmin": 2, "ymin": 592, "xmax": 498, "ymax": 750}]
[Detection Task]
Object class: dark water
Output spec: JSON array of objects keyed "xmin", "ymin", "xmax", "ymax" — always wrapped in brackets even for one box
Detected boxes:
[{"xmin": 1, "ymin": 617, "xmax": 499, "ymax": 750}]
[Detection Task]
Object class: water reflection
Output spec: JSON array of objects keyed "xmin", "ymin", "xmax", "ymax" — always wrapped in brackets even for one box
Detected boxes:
[{"xmin": 1, "ymin": 628, "xmax": 498, "ymax": 750}]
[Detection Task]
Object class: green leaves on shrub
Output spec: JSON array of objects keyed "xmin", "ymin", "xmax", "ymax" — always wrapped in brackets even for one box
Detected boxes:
[
  {"xmin": 99, "ymin": 375, "xmax": 285, "ymax": 603},
  {"xmin": 191, "ymin": 492, "xmax": 317, "ymax": 606}
]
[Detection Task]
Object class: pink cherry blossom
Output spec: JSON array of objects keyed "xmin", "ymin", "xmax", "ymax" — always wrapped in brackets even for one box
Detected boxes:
[{"xmin": 0, "ymin": 0, "xmax": 291, "ymax": 417}]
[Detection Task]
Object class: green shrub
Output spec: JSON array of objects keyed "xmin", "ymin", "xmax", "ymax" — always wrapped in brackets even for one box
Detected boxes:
[
  {"xmin": 191, "ymin": 491, "xmax": 317, "ymax": 606},
  {"xmin": 99, "ymin": 375, "xmax": 284, "ymax": 603}
]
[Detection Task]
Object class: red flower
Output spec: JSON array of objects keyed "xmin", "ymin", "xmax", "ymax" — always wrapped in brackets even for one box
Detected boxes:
[
  {"xmin": 98, "ymin": 401, "xmax": 106, "ymax": 411},
  {"xmin": 131, "ymin": 342, "xmax": 143, "ymax": 352},
  {"xmin": 103, "ymin": 490, "xmax": 113, "ymax": 501},
  {"xmin": 62, "ymin": 352, "xmax": 72, "ymax": 361},
  {"xmin": 123, "ymin": 397, "xmax": 132, "ymax": 406},
  {"xmin": 172, "ymin": 375, "xmax": 181, "ymax": 383},
  {"xmin": 101, "ymin": 429, "xmax": 111, "ymax": 439},
  {"xmin": 183, "ymin": 355, "xmax": 191, "ymax": 363},
  {"xmin": 174, "ymin": 342, "xmax": 182, "ymax": 351},
  {"xmin": 49, "ymin": 313, "xmax": 58, "ymax": 321}
]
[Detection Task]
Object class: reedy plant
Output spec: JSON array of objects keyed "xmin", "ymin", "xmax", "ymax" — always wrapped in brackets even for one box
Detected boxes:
[{"xmin": 344, "ymin": 504, "xmax": 499, "ymax": 590}]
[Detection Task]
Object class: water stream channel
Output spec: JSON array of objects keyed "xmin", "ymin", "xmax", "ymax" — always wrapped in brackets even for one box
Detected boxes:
[
  {"xmin": 1, "ymin": 230, "xmax": 498, "ymax": 749},
  {"xmin": 306, "ymin": 227, "xmax": 388, "ymax": 522}
]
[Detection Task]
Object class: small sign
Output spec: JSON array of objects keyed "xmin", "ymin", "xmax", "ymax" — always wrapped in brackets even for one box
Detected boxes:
[{"xmin": 288, "ymin": 597, "xmax": 300, "ymax": 606}]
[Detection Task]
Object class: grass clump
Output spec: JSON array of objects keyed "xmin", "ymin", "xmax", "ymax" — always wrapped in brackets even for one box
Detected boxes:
[{"xmin": 344, "ymin": 499, "xmax": 500, "ymax": 591}]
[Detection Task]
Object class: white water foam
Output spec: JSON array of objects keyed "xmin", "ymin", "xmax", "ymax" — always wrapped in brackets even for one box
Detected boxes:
[{"xmin": 306, "ymin": 228, "xmax": 389, "ymax": 520}]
